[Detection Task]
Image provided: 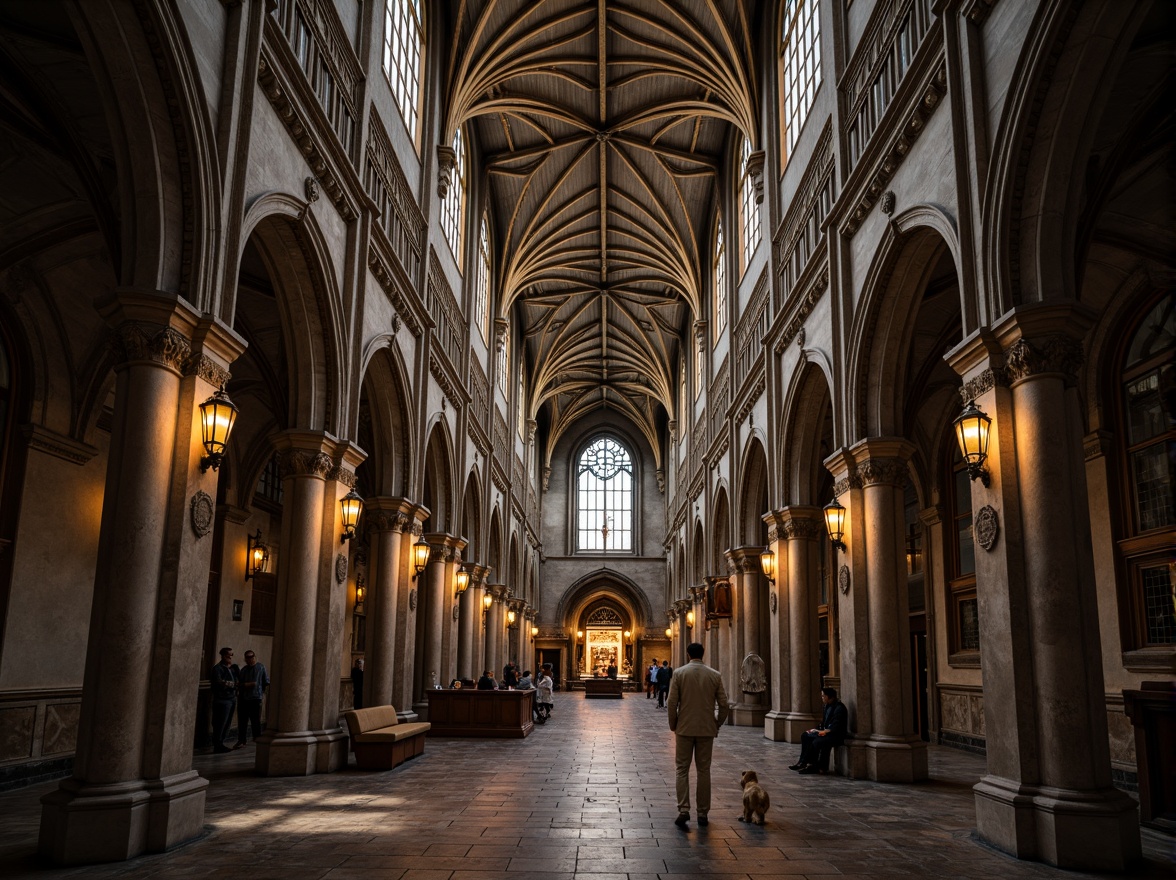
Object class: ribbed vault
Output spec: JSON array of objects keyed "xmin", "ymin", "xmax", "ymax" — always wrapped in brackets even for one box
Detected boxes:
[{"xmin": 443, "ymin": 0, "xmax": 758, "ymax": 450}]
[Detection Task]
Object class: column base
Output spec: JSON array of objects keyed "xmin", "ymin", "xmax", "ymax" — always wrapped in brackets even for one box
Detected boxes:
[
  {"xmin": 314, "ymin": 728, "xmax": 348, "ymax": 773},
  {"xmin": 39, "ymin": 771, "xmax": 208, "ymax": 865},
  {"xmin": 412, "ymin": 699, "xmax": 429, "ymax": 721},
  {"xmin": 974, "ymin": 775, "xmax": 1141, "ymax": 871},
  {"xmin": 856, "ymin": 735, "xmax": 928, "ymax": 782},
  {"xmin": 730, "ymin": 701, "xmax": 768, "ymax": 727},
  {"xmin": 763, "ymin": 710, "xmax": 820, "ymax": 742},
  {"xmin": 396, "ymin": 708, "xmax": 419, "ymax": 723},
  {"xmin": 255, "ymin": 731, "xmax": 318, "ymax": 776}
]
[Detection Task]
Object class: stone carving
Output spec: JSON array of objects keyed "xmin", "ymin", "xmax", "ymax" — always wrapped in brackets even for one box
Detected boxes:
[
  {"xmin": 114, "ymin": 323, "xmax": 191, "ymax": 373},
  {"xmin": 959, "ymin": 368, "xmax": 1005, "ymax": 406},
  {"xmin": 304, "ymin": 176, "xmax": 319, "ymax": 203},
  {"xmin": 278, "ymin": 450, "xmax": 333, "ymax": 479},
  {"xmin": 542, "ymin": 466, "xmax": 551, "ymax": 492},
  {"xmin": 391, "ymin": 314, "xmax": 401, "ymax": 334},
  {"xmin": 1004, "ymin": 335, "xmax": 1085, "ymax": 384},
  {"xmin": 189, "ymin": 354, "xmax": 231, "ymax": 390},
  {"xmin": 656, "ymin": 468, "xmax": 665, "ymax": 494},
  {"xmin": 838, "ymin": 564, "xmax": 851, "ymax": 595},
  {"xmin": 326, "ymin": 465, "xmax": 357, "ymax": 487},
  {"xmin": 855, "ymin": 457, "xmax": 908, "ymax": 487},
  {"xmin": 782, "ymin": 515, "xmax": 824, "ymax": 540},
  {"xmin": 189, "ymin": 491, "xmax": 214, "ymax": 538},
  {"xmin": 436, "ymin": 144, "xmax": 457, "ymax": 198},
  {"xmin": 408, "ymin": 588, "xmax": 417, "ymax": 611},
  {"xmin": 740, "ymin": 653, "xmax": 767, "ymax": 694},
  {"xmin": 797, "ymin": 326, "xmax": 805, "ymax": 348},
  {"xmin": 880, "ymin": 190, "xmax": 896, "ymax": 215},
  {"xmin": 452, "ymin": 604, "xmax": 460, "ymax": 621},
  {"xmin": 769, "ymin": 591, "xmax": 778, "ymax": 614},
  {"xmin": 975, "ymin": 505, "xmax": 1000, "ymax": 551},
  {"xmin": 335, "ymin": 553, "xmax": 348, "ymax": 584}
]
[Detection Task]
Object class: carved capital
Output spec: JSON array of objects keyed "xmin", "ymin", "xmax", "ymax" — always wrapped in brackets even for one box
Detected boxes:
[
  {"xmin": 278, "ymin": 450, "xmax": 333, "ymax": 479},
  {"xmin": 326, "ymin": 465, "xmax": 357, "ymax": 487},
  {"xmin": 367, "ymin": 510, "xmax": 410, "ymax": 533},
  {"xmin": 437, "ymin": 145, "xmax": 458, "ymax": 199},
  {"xmin": 958, "ymin": 367, "xmax": 1007, "ymax": 406},
  {"xmin": 112, "ymin": 323, "xmax": 191, "ymax": 374},
  {"xmin": 1004, "ymin": 335, "xmax": 1084, "ymax": 385},
  {"xmin": 855, "ymin": 457, "xmax": 908, "ymax": 488},
  {"xmin": 781, "ymin": 513, "xmax": 824, "ymax": 541},
  {"xmin": 187, "ymin": 354, "xmax": 232, "ymax": 389}
]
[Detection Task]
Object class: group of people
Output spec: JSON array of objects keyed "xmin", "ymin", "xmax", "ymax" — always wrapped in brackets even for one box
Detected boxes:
[
  {"xmin": 473, "ymin": 661, "xmax": 555, "ymax": 723},
  {"xmin": 665, "ymin": 643, "xmax": 847, "ymax": 829},
  {"xmin": 646, "ymin": 658, "xmax": 673, "ymax": 707},
  {"xmin": 209, "ymin": 646, "xmax": 271, "ymax": 753}
]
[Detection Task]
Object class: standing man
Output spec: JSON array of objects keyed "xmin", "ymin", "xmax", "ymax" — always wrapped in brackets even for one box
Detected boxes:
[
  {"xmin": 666, "ymin": 642, "xmax": 728, "ymax": 828},
  {"xmin": 647, "ymin": 658, "xmax": 658, "ymax": 699},
  {"xmin": 209, "ymin": 647, "xmax": 238, "ymax": 753},
  {"xmin": 351, "ymin": 658, "xmax": 365, "ymax": 710},
  {"xmin": 789, "ymin": 687, "xmax": 848, "ymax": 774},
  {"xmin": 236, "ymin": 650, "xmax": 270, "ymax": 748},
  {"xmin": 656, "ymin": 659, "xmax": 673, "ymax": 708}
]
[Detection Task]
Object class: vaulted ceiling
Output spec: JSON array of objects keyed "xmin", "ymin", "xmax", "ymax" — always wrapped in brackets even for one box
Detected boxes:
[{"xmin": 443, "ymin": 0, "xmax": 759, "ymax": 456}]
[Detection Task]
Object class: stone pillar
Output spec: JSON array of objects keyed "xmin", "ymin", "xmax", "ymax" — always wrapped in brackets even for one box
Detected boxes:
[
  {"xmin": 725, "ymin": 547, "xmax": 768, "ymax": 727},
  {"xmin": 850, "ymin": 437, "xmax": 927, "ymax": 782},
  {"xmin": 361, "ymin": 498, "xmax": 420, "ymax": 710},
  {"xmin": 394, "ymin": 512, "xmax": 427, "ymax": 721},
  {"xmin": 484, "ymin": 584, "xmax": 506, "ymax": 673},
  {"xmin": 418, "ymin": 533, "xmax": 464, "ymax": 704},
  {"xmin": 689, "ymin": 585, "xmax": 706, "ymax": 661},
  {"xmin": 949, "ymin": 309, "xmax": 1140, "ymax": 871},
  {"xmin": 457, "ymin": 564, "xmax": 489, "ymax": 681},
  {"xmin": 763, "ymin": 507, "xmax": 823, "ymax": 742},
  {"xmin": 40, "ymin": 295, "xmax": 244, "ymax": 864}
]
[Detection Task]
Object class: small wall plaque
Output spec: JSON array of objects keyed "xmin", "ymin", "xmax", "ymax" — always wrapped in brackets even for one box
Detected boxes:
[
  {"xmin": 838, "ymin": 564, "xmax": 851, "ymax": 595},
  {"xmin": 189, "ymin": 491, "xmax": 214, "ymax": 538},
  {"xmin": 975, "ymin": 505, "xmax": 1000, "ymax": 551}
]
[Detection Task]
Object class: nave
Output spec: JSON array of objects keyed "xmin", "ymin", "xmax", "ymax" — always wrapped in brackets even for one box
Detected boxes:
[{"xmin": 2, "ymin": 696, "xmax": 1172, "ymax": 880}]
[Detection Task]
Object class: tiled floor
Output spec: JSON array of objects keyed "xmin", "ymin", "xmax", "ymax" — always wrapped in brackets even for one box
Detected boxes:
[{"xmin": 1, "ymin": 694, "xmax": 1172, "ymax": 878}]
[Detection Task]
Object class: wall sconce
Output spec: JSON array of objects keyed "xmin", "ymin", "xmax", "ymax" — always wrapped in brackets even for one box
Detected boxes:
[
  {"xmin": 759, "ymin": 547, "xmax": 776, "ymax": 583},
  {"xmin": 339, "ymin": 489, "xmax": 363, "ymax": 542},
  {"xmin": 954, "ymin": 399, "xmax": 992, "ymax": 486},
  {"xmin": 665, "ymin": 627, "xmax": 672, "ymax": 638},
  {"xmin": 411, "ymin": 538, "xmax": 431, "ymax": 580},
  {"xmin": 198, "ymin": 388, "xmax": 238, "ymax": 473},
  {"xmin": 507, "ymin": 610, "xmax": 517, "ymax": 625},
  {"xmin": 824, "ymin": 498, "xmax": 847, "ymax": 553},
  {"xmin": 245, "ymin": 529, "xmax": 269, "ymax": 581},
  {"xmin": 354, "ymin": 579, "xmax": 366, "ymax": 613},
  {"xmin": 686, "ymin": 611, "xmax": 695, "ymax": 628},
  {"xmin": 484, "ymin": 593, "xmax": 494, "ymax": 610},
  {"xmin": 531, "ymin": 625, "xmax": 539, "ymax": 637},
  {"xmin": 623, "ymin": 629, "xmax": 631, "ymax": 641},
  {"xmin": 454, "ymin": 566, "xmax": 470, "ymax": 596},
  {"xmin": 576, "ymin": 629, "xmax": 584, "ymax": 640}
]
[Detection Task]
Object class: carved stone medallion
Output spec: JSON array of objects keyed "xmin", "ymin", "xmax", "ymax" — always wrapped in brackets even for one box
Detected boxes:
[
  {"xmin": 189, "ymin": 491, "xmax": 214, "ymax": 538},
  {"xmin": 335, "ymin": 554, "xmax": 348, "ymax": 584},
  {"xmin": 769, "ymin": 591, "xmax": 778, "ymax": 614},
  {"xmin": 740, "ymin": 653, "xmax": 767, "ymax": 694},
  {"xmin": 452, "ymin": 604, "xmax": 461, "ymax": 621},
  {"xmin": 975, "ymin": 505, "xmax": 1000, "ymax": 551},
  {"xmin": 408, "ymin": 588, "xmax": 417, "ymax": 611},
  {"xmin": 838, "ymin": 564, "xmax": 851, "ymax": 595}
]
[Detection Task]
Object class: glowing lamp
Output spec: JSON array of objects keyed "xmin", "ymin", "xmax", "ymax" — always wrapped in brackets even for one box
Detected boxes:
[
  {"xmin": 824, "ymin": 498, "xmax": 847, "ymax": 553},
  {"xmin": 454, "ymin": 567, "xmax": 470, "ymax": 595},
  {"xmin": 339, "ymin": 489, "xmax": 363, "ymax": 543},
  {"xmin": 507, "ymin": 610, "xmax": 517, "ymax": 625},
  {"xmin": 531, "ymin": 625, "xmax": 539, "ymax": 637},
  {"xmin": 954, "ymin": 400, "xmax": 992, "ymax": 487},
  {"xmin": 759, "ymin": 548, "xmax": 776, "ymax": 582},
  {"xmin": 686, "ymin": 611, "xmax": 695, "ymax": 628},
  {"xmin": 198, "ymin": 389, "xmax": 238, "ymax": 473},
  {"xmin": 411, "ymin": 538, "xmax": 431, "ymax": 580},
  {"xmin": 665, "ymin": 627, "xmax": 672, "ymax": 638},
  {"xmin": 484, "ymin": 593, "xmax": 494, "ymax": 609},
  {"xmin": 245, "ymin": 529, "xmax": 269, "ymax": 581}
]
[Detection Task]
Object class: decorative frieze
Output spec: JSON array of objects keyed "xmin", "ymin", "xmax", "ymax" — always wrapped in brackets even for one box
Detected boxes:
[
  {"xmin": 21, "ymin": 424, "xmax": 98, "ymax": 466},
  {"xmin": 958, "ymin": 367, "xmax": 1007, "ymax": 405},
  {"xmin": 366, "ymin": 510, "xmax": 411, "ymax": 533},
  {"xmin": 781, "ymin": 514, "xmax": 824, "ymax": 540},
  {"xmin": 326, "ymin": 465, "xmax": 357, "ymax": 487},
  {"xmin": 776, "ymin": 267, "xmax": 829, "ymax": 352},
  {"xmin": 1083, "ymin": 430, "xmax": 1113, "ymax": 462}
]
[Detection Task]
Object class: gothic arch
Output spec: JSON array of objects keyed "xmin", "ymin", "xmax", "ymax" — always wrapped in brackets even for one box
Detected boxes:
[
  {"xmin": 736, "ymin": 435, "xmax": 770, "ymax": 545},
  {"xmin": 421, "ymin": 421, "xmax": 456, "ymax": 534},
  {"xmin": 356, "ymin": 343, "xmax": 414, "ymax": 498},
  {"xmin": 556, "ymin": 569, "xmax": 656, "ymax": 632},
  {"xmin": 779, "ymin": 360, "xmax": 834, "ymax": 507}
]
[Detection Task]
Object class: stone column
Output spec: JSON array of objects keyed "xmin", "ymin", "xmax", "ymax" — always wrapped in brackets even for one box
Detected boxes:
[
  {"xmin": 850, "ymin": 437, "xmax": 927, "ymax": 782},
  {"xmin": 395, "ymin": 512, "xmax": 427, "ymax": 722},
  {"xmin": 949, "ymin": 309, "xmax": 1139, "ymax": 871},
  {"xmin": 40, "ymin": 295, "xmax": 244, "ymax": 864},
  {"xmin": 255, "ymin": 431, "xmax": 337, "ymax": 776},
  {"xmin": 763, "ymin": 506, "xmax": 823, "ymax": 742},
  {"xmin": 361, "ymin": 498, "xmax": 419, "ymax": 711},
  {"xmin": 725, "ymin": 547, "xmax": 768, "ymax": 726},
  {"xmin": 484, "ymin": 584, "xmax": 506, "ymax": 673},
  {"xmin": 457, "ymin": 563, "xmax": 488, "ymax": 681},
  {"xmin": 419, "ymin": 533, "xmax": 464, "ymax": 702},
  {"xmin": 689, "ymin": 585, "xmax": 706, "ymax": 660}
]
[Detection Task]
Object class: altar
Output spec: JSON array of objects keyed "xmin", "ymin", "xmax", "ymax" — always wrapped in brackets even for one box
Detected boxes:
[{"xmin": 583, "ymin": 627, "xmax": 622, "ymax": 676}]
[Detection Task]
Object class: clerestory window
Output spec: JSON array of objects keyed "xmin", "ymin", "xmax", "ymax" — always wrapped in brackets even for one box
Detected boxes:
[
  {"xmin": 577, "ymin": 436, "xmax": 634, "ymax": 553},
  {"xmin": 779, "ymin": 0, "xmax": 821, "ymax": 166},
  {"xmin": 739, "ymin": 138, "xmax": 761, "ymax": 269},
  {"xmin": 382, "ymin": 0, "xmax": 424, "ymax": 145},
  {"xmin": 713, "ymin": 216, "xmax": 727, "ymax": 336},
  {"xmin": 441, "ymin": 128, "xmax": 466, "ymax": 266}
]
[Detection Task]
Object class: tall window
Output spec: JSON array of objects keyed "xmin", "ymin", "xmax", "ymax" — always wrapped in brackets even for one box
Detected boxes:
[
  {"xmin": 476, "ymin": 215, "xmax": 491, "ymax": 341},
  {"xmin": 946, "ymin": 442, "xmax": 979, "ymax": 661},
  {"xmin": 695, "ymin": 332, "xmax": 704, "ymax": 398},
  {"xmin": 739, "ymin": 138, "xmax": 760, "ymax": 268},
  {"xmin": 382, "ymin": 0, "xmax": 423, "ymax": 143},
  {"xmin": 497, "ymin": 323, "xmax": 510, "ymax": 393},
  {"xmin": 441, "ymin": 128, "xmax": 466, "ymax": 264},
  {"xmin": 780, "ymin": 0, "xmax": 821, "ymax": 165},
  {"xmin": 713, "ymin": 217, "xmax": 727, "ymax": 336},
  {"xmin": 1116, "ymin": 295, "xmax": 1175, "ymax": 651},
  {"xmin": 577, "ymin": 436, "xmax": 634, "ymax": 552},
  {"xmin": 517, "ymin": 370, "xmax": 526, "ymax": 438}
]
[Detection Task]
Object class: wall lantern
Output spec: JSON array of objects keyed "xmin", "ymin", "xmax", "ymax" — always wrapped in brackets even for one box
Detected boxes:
[
  {"xmin": 198, "ymin": 388, "xmax": 238, "ymax": 473},
  {"xmin": 823, "ymin": 498, "xmax": 847, "ymax": 553},
  {"xmin": 954, "ymin": 400, "xmax": 992, "ymax": 486},
  {"xmin": 507, "ymin": 610, "xmax": 517, "ymax": 625},
  {"xmin": 759, "ymin": 548, "xmax": 776, "ymax": 583},
  {"xmin": 531, "ymin": 625, "xmax": 539, "ymax": 637},
  {"xmin": 686, "ymin": 611, "xmax": 695, "ymax": 628},
  {"xmin": 623, "ymin": 629, "xmax": 632, "ymax": 641},
  {"xmin": 454, "ymin": 566, "xmax": 470, "ymax": 596},
  {"xmin": 339, "ymin": 489, "xmax": 363, "ymax": 542},
  {"xmin": 484, "ymin": 593, "xmax": 494, "ymax": 610},
  {"xmin": 411, "ymin": 538, "xmax": 431, "ymax": 580},
  {"xmin": 245, "ymin": 529, "xmax": 269, "ymax": 581},
  {"xmin": 354, "ymin": 580, "xmax": 366, "ymax": 612},
  {"xmin": 576, "ymin": 629, "xmax": 584, "ymax": 640},
  {"xmin": 665, "ymin": 627, "xmax": 673, "ymax": 638}
]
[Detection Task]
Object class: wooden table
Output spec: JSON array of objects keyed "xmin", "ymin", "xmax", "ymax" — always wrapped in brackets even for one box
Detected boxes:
[
  {"xmin": 425, "ymin": 688, "xmax": 535, "ymax": 738},
  {"xmin": 583, "ymin": 678, "xmax": 625, "ymax": 698}
]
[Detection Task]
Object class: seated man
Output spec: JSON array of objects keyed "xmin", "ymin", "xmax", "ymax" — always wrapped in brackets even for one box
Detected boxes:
[
  {"xmin": 790, "ymin": 687, "xmax": 848, "ymax": 774},
  {"xmin": 476, "ymin": 670, "xmax": 499, "ymax": 690}
]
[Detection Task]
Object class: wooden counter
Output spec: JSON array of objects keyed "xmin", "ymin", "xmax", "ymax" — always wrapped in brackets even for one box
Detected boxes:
[
  {"xmin": 425, "ymin": 688, "xmax": 535, "ymax": 738},
  {"xmin": 583, "ymin": 678, "xmax": 625, "ymax": 698}
]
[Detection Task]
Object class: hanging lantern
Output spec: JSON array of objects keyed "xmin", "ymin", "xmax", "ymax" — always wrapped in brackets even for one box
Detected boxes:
[
  {"xmin": 245, "ymin": 529, "xmax": 269, "ymax": 581},
  {"xmin": 198, "ymin": 389, "xmax": 238, "ymax": 473},
  {"xmin": 454, "ymin": 566, "xmax": 470, "ymax": 596},
  {"xmin": 759, "ymin": 547, "xmax": 776, "ymax": 582},
  {"xmin": 339, "ymin": 489, "xmax": 363, "ymax": 542},
  {"xmin": 824, "ymin": 497, "xmax": 847, "ymax": 553},
  {"xmin": 411, "ymin": 538, "xmax": 431, "ymax": 579},
  {"xmin": 953, "ymin": 400, "xmax": 992, "ymax": 486}
]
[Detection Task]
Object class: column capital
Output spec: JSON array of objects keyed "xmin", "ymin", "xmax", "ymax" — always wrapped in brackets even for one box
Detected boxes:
[
  {"xmin": 363, "ymin": 497, "xmax": 423, "ymax": 533},
  {"xmin": 487, "ymin": 583, "xmax": 507, "ymax": 601},
  {"xmin": 724, "ymin": 545, "xmax": 763, "ymax": 574},
  {"xmin": 689, "ymin": 584, "xmax": 707, "ymax": 602},
  {"xmin": 188, "ymin": 316, "xmax": 247, "ymax": 389},
  {"xmin": 849, "ymin": 437, "xmax": 915, "ymax": 488},
  {"xmin": 325, "ymin": 441, "xmax": 366, "ymax": 487},
  {"xmin": 423, "ymin": 533, "xmax": 467, "ymax": 562},
  {"xmin": 467, "ymin": 563, "xmax": 491, "ymax": 587},
  {"xmin": 823, "ymin": 447, "xmax": 856, "ymax": 496}
]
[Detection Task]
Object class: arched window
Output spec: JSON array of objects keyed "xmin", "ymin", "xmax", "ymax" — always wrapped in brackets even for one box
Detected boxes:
[
  {"xmin": 1115, "ymin": 295, "xmax": 1175, "ymax": 651},
  {"xmin": 713, "ymin": 216, "xmax": 727, "ymax": 335},
  {"xmin": 695, "ymin": 330, "xmax": 704, "ymax": 399},
  {"xmin": 739, "ymin": 138, "xmax": 760, "ymax": 269},
  {"xmin": 577, "ymin": 436, "xmax": 634, "ymax": 552},
  {"xmin": 517, "ymin": 370, "xmax": 526, "ymax": 438},
  {"xmin": 497, "ymin": 322, "xmax": 510, "ymax": 393},
  {"xmin": 441, "ymin": 128, "xmax": 466, "ymax": 264},
  {"xmin": 944, "ymin": 438, "xmax": 979, "ymax": 663},
  {"xmin": 779, "ymin": 0, "xmax": 821, "ymax": 166},
  {"xmin": 382, "ymin": 0, "xmax": 424, "ymax": 144},
  {"xmin": 476, "ymin": 215, "xmax": 491, "ymax": 342}
]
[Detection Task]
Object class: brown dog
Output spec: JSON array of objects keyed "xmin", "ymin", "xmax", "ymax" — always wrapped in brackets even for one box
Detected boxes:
[{"xmin": 739, "ymin": 769, "xmax": 770, "ymax": 825}]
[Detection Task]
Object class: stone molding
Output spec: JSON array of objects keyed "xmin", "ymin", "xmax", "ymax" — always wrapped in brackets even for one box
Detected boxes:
[
  {"xmin": 958, "ymin": 367, "xmax": 1007, "ymax": 405},
  {"xmin": 724, "ymin": 546, "xmax": 762, "ymax": 574},
  {"xmin": 1083, "ymin": 430, "xmax": 1113, "ymax": 461},
  {"xmin": 365, "ymin": 509, "xmax": 411, "ymax": 533},
  {"xmin": 188, "ymin": 354, "xmax": 232, "ymax": 389},
  {"xmin": 21, "ymin": 424, "xmax": 98, "ymax": 466},
  {"xmin": 325, "ymin": 465, "xmax": 357, "ymax": 487},
  {"xmin": 1004, "ymin": 335, "xmax": 1085, "ymax": 384}
]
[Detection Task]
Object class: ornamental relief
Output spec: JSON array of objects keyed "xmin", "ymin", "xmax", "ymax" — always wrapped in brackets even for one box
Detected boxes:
[
  {"xmin": 113, "ymin": 324, "xmax": 191, "ymax": 373},
  {"xmin": 278, "ymin": 450, "xmax": 333, "ymax": 479},
  {"xmin": 189, "ymin": 354, "xmax": 231, "ymax": 390},
  {"xmin": 366, "ymin": 510, "xmax": 410, "ymax": 533},
  {"xmin": 975, "ymin": 505, "xmax": 1000, "ymax": 551},
  {"xmin": 855, "ymin": 457, "xmax": 908, "ymax": 488},
  {"xmin": 781, "ymin": 516, "xmax": 823, "ymax": 540},
  {"xmin": 1004, "ymin": 335, "xmax": 1084, "ymax": 384},
  {"xmin": 326, "ymin": 465, "xmax": 357, "ymax": 487}
]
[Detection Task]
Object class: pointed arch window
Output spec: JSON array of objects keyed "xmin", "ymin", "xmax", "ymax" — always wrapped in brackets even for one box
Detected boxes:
[
  {"xmin": 695, "ymin": 331, "xmax": 704, "ymax": 399},
  {"xmin": 739, "ymin": 138, "xmax": 761, "ymax": 269},
  {"xmin": 441, "ymin": 128, "xmax": 466, "ymax": 265},
  {"xmin": 517, "ymin": 370, "xmax": 526, "ymax": 438},
  {"xmin": 497, "ymin": 323, "xmax": 510, "ymax": 393},
  {"xmin": 577, "ymin": 436, "xmax": 634, "ymax": 553},
  {"xmin": 476, "ymin": 215, "xmax": 491, "ymax": 342},
  {"xmin": 713, "ymin": 217, "xmax": 727, "ymax": 336},
  {"xmin": 779, "ymin": 0, "xmax": 821, "ymax": 166},
  {"xmin": 382, "ymin": 0, "xmax": 424, "ymax": 145}
]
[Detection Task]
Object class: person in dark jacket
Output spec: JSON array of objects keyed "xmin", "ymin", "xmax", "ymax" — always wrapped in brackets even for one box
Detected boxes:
[
  {"xmin": 790, "ymin": 687, "xmax": 848, "ymax": 774},
  {"xmin": 656, "ymin": 660, "xmax": 673, "ymax": 708},
  {"xmin": 477, "ymin": 670, "xmax": 499, "ymax": 690},
  {"xmin": 209, "ymin": 647, "xmax": 239, "ymax": 753},
  {"xmin": 351, "ymin": 658, "xmax": 365, "ymax": 710},
  {"xmin": 235, "ymin": 649, "xmax": 270, "ymax": 748}
]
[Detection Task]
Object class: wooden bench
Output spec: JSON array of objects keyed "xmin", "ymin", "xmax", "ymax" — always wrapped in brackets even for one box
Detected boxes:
[
  {"xmin": 583, "ymin": 678, "xmax": 625, "ymax": 698},
  {"xmin": 343, "ymin": 705, "xmax": 430, "ymax": 770}
]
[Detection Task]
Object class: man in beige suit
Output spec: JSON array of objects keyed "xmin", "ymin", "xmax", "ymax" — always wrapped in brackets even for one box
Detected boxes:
[{"xmin": 666, "ymin": 642, "xmax": 729, "ymax": 827}]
